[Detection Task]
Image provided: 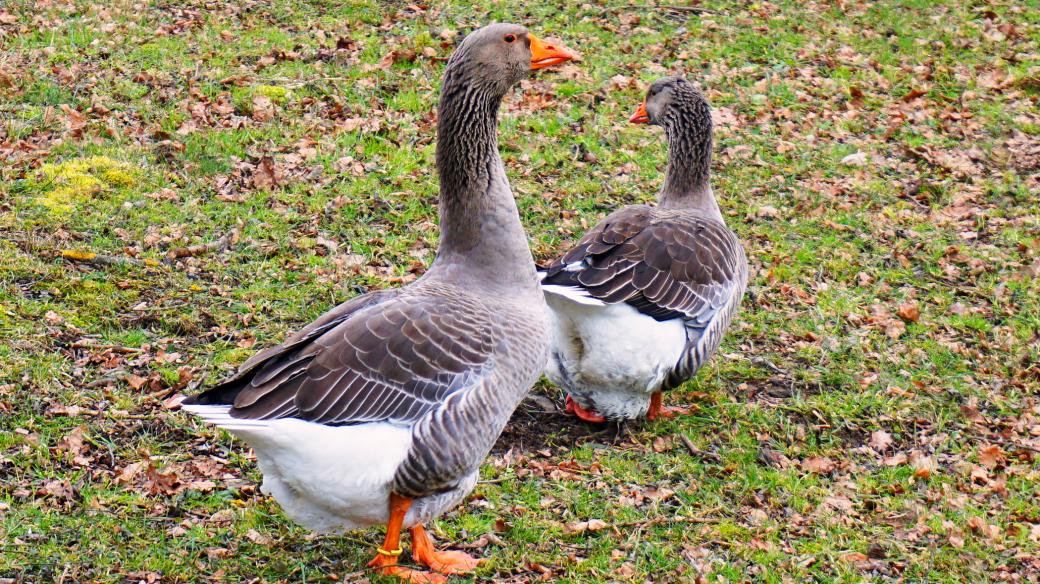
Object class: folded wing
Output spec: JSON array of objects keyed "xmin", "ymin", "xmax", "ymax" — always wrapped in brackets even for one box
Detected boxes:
[
  {"xmin": 185, "ymin": 288, "xmax": 500, "ymax": 426},
  {"xmin": 542, "ymin": 205, "xmax": 745, "ymax": 326}
]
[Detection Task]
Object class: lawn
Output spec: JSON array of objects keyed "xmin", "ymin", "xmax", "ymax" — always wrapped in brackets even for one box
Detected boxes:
[{"xmin": 2, "ymin": 0, "xmax": 1039, "ymax": 582}]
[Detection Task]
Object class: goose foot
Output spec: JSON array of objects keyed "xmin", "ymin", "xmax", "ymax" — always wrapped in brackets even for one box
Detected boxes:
[
  {"xmin": 646, "ymin": 391, "xmax": 691, "ymax": 421},
  {"xmin": 565, "ymin": 395, "xmax": 606, "ymax": 423},
  {"xmin": 367, "ymin": 554, "xmax": 446, "ymax": 584},
  {"xmin": 411, "ymin": 525, "xmax": 483, "ymax": 575},
  {"xmin": 365, "ymin": 494, "xmax": 448, "ymax": 584}
]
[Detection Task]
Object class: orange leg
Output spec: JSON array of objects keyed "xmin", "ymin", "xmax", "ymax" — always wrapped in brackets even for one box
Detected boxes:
[
  {"xmin": 410, "ymin": 524, "xmax": 482, "ymax": 575},
  {"xmin": 565, "ymin": 395, "xmax": 606, "ymax": 423},
  {"xmin": 646, "ymin": 391, "xmax": 691, "ymax": 421},
  {"xmin": 367, "ymin": 493, "xmax": 446, "ymax": 584}
]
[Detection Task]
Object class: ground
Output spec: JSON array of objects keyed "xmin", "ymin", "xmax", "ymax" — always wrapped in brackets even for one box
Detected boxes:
[{"xmin": 2, "ymin": 1, "xmax": 1039, "ymax": 582}]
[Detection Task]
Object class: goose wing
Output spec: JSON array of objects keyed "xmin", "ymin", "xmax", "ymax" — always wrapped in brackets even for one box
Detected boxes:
[
  {"xmin": 185, "ymin": 287, "xmax": 500, "ymax": 425},
  {"xmin": 542, "ymin": 205, "xmax": 745, "ymax": 326}
]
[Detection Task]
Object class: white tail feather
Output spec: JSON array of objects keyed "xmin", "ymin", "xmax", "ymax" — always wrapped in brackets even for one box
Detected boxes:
[
  {"xmin": 181, "ymin": 404, "xmax": 273, "ymax": 431},
  {"xmin": 540, "ymin": 284, "xmax": 606, "ymax": 306}
]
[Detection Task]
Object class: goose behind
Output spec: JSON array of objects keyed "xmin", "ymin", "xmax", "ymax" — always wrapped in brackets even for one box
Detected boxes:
[
  {"xmin": 541, "ymin": 76, "xmax": 748, "ymax": 422},
  {"xmin": 182, "ymin": 24, "xmax": 575, "ymax": 583}
]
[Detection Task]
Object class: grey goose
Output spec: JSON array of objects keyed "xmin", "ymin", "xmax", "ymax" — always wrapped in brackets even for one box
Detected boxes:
[
  {"xmin": 182, "ymin": 24, "xmax": 575, "ymax": 583},
  {"xmin": 540, "ymin": 76, "xmax": 748, "ymax": 422}
]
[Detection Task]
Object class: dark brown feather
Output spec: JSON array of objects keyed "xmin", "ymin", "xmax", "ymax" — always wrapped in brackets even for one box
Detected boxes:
[
  {"xmin": 184, "ymin": 286, "xmax": 503, "ymax": 426},
  {"xmin": 543, "ymin": 205, "xmax": 745, "ymax": 325}
]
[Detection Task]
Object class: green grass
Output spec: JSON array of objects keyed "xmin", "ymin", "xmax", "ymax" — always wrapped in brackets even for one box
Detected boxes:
[{"xmin": 2, "ymin": 0, "xmax": 1039, "ymax": 582}]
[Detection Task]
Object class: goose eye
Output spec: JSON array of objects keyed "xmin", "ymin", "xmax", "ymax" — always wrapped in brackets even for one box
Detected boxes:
[{"xmin": 503, "ymin": 34, "xmax": 516, "ymax": 43}]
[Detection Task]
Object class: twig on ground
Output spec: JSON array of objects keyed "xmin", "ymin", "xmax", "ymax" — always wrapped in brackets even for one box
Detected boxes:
[
  {"xmin": 622, "ymin": 4, "xmax": 716, "ymax": 16},
  {"xmin": 85, "ymin": 372, "xmax": 127, "ymax": 388},
  {"xmin": 679, "ymin": 434, "xmax": 722, "ymax": 462},
  {"xmin": 751, "ymin": 357, "xmax": 786, "ymax": 374},
  {"xmin": 60, "ymin": 249, "xmax": 151, "ymax": 267},
  {"xmin": 615, "ymin": 514, "xmax": 720, "ymax": 529},
  {"xmin": 167, "ymin": 231, "xmax": 236, "ymax": 259},
  {"xmin": 69, "ymin": 340, "xmax": 143, "ymax": 354}
]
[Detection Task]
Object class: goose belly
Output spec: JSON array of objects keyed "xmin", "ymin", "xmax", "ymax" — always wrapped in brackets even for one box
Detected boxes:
[
  {"xmin": 184, "ymin": 406, "xmax": 468, "ymax": 533},
  {"xmin": 545, "ymin": 295, "xmax": 686, "ymax": 417}
]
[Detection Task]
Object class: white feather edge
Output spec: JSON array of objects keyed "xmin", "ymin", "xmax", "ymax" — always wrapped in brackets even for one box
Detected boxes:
[
  {"xmin": 181, "ymin": 403, "xmax": 274, "ymax": 431},
  {"xmin": 540, "ymin": 283, "xmax": 607, "ymax": 306}
]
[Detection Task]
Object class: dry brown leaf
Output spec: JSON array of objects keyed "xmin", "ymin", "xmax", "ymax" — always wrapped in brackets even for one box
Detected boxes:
[
  {"xmin": 896, "ymin": 302, "xmax": 920, "ymax": 323},
  {"xmin": 978, "ymin": 444, "xmax": 1003, "ymax": 469},
  {"xmin": 59, "ymin": 104, "xmax": 87, "ymax": 137},
  {"xmin": 38, "ymin": 478, "xmax": 76, "ymax": 501},
  {"xmin": 885, "ymin": 319, "xmax": 906, "ymax": 339},
  {"xmin": 869, "ymin": 430, "xmax": 893, "ymax": 452},
  {"xmin": 251, "ymin": 95, "xmax": 275, "ymax": 121},
  {"xmin": 801, "ymin": 456, "xmax": 835, "ymax": 474},
  {"xmin": 252, "ymin": 156, "xmax": 282, "ymax": 190},
  {"xmin": 909, "ymin": 450, "xmax": 936, "ymax": 478},
  {"xmin": 651, "ymin": 436, "xmax": 671, "ymax": 453},
  {"xmin": 883, "ymin": 452, "xmax": 908, "ymax": 466},
  {"xmin": 244, "ymin": 528, "xmax": 273, "ymax": 545},
  {"xmin": 125, "ymin": 374, "xmax": 147, "ymax": 390},
  {"xmin": 564, "ymin": 519, "xmax": 609, "ymax": 534},
  {"xmin": 843, "ymin": 552, "xmax": 868, "ymax": 563}
]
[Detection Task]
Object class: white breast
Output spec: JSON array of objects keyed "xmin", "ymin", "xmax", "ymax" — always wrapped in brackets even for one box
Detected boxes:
[
  {"xmin": 542, "ymin": 288, "xmax": 686, "ymax": 418},
  {"xmin": 183, "ymin": 405, "xmax": 412, "ymax": 533}
]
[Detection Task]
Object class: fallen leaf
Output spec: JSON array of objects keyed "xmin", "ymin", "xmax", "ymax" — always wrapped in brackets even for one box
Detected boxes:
[
  {"xmin": 978, "ymin": 444, "xmax": 1003, "ymax": 469},
  {"xmin": 896, "ymin": 302, "xmax": 920, "ymax": 323},
  {"xmin": 883, "ymin": 452, "xmax": 908, "ymax": 466},
  {"xmin": 651, "ymin": 436, "xmax": 671, "ymax": 453},
  {"xmin": 125, "ymin": 374, "xmax": 147, "ymax": 390},
  {"xmin": 38, "ymin": 478, "xmax": 76, "ymax": 501},
  {"xmin": 909, "ymin": 451, "xmax": 936, "ymax": 479},
  {"xmin": 252, "ymin": 156, "xmax": 282, "ymax": 190},
  {"xmin": 144, "ymin": 464, "xmax": 180, "ymax": 495},
  {"xmin": 244, "ymin": 528, "xmax": 273, "ymax": 545},
  {"xmin": 841, "ymin": 151, "xmax": 868, "ymax": 166},
  {"xmin": 869, "ymin": 430, "xmax": 893, "ymax": 452},
  {"xmin": 251, "ymin": 95, "xmax": 275, "ymax": 122},
  {"xmin": 564, "ymin": 519, "xmax": 609, "ymax": 534},
  {"xmin": 885, "ymin": 319, "xmax": 906, "ymax": 339},
  {"xmin": 842, "ymin": 552, "xmax": 868, "ymax": 563},
  {"xmin": 59, "ymin": 104, "xmax": 87, "ymax": 137},
  {"xmin": 55, "ymin": 426, "xmax": 89, "ymax": 465},
  {"xmin": 801, "ymin": 456, "xmax": 835, "ymax": 474}
]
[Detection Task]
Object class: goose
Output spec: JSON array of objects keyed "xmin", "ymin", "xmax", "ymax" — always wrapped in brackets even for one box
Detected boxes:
[
  {"xmin": 540, "ymin": 76, "xmax": 748, "ymax": 422},
  {"xmin": 181, "ymin": 24, "xmax": 574, "ymax": 583}
]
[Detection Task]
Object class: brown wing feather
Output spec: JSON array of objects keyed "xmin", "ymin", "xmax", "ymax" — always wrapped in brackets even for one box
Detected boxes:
[
  {"xmin": 542, "ymin": 205, "xmax": 744, "ymax": 324},
  {"xmin": 185, "ymin": 287, "xmax": 500, "ymax": 426}
]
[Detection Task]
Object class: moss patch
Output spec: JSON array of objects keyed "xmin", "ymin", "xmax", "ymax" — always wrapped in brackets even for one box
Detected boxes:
[{"xmin": 34, "ymin": 156, "xmax": 138, "ymax": 214}]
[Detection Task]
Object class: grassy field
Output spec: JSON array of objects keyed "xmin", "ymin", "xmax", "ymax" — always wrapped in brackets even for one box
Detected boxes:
[{"xmin": 2, "ymin": 0, "xmax": 1039, "ymax": 582}]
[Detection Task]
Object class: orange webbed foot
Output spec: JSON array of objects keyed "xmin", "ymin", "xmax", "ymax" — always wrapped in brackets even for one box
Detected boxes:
[
  {"xmin": 410, "ymin": 525, "xmax": 484, "ymax": 575},
  {"xmin": 646, "ymin": 404, "xmax": 691, "ymax": 420},
  {"xmin": 418, "ymin": 549, "xmax": 483, "ymax": 575},
  {"xmin": 646, "ymin": 391, "xmax": 691, "ymax": 421},
  {"xmin": 366, "ymin": 494, "xmax": 448, "ymax": 583},
  {"xmin": 565, "ymin": 395, "xmax": 607, "ymax": 423},
  {"xmin": 367, "ymin": 554, "xmax": 447, "ymax": 584}
]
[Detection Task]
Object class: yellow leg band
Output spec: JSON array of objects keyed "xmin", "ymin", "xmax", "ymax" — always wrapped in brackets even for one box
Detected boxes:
[{"xmin": 377, "ymin": 546, "xmax": 403, "ymax": 557}]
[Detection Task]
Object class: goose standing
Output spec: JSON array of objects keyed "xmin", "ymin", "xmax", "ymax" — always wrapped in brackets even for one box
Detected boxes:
[
  {"xmin": 540, "ymin": 76, "xmax": 747, "ymax": 422},
  {"xmin": 182, "ymin": 24, "xmax": 574, "ymax": 583}
]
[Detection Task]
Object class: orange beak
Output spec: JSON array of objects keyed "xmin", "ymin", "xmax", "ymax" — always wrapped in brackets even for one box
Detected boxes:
[
  {"xmin": 529, "ymin": 34, "xmax": 576, "ymax": 70},
  {"xmin": 629, "ymin": 100, "xmax": 650, "ymax": 124}
]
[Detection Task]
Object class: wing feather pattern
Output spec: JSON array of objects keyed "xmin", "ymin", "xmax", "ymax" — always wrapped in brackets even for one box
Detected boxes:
[
  {"xmin": 543, "ymin": 205, "xmax": 745, "ymax": 324},
  {"xmin": 184, "ymin": 287, "xmax": 501, "ymax": 426}
]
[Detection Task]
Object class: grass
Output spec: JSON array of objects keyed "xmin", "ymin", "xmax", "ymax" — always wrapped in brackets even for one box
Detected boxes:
[{"xmin": 2, "ymin": 0, "xmax": 1039, "ymax": 582}]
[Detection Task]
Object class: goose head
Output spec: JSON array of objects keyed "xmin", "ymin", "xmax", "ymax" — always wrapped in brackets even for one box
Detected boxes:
[
  {"xmin": 444, "ymin": 23, "xmax": 576, "ymax": 97},
  {"xmin": 629, "ymin": 76, "xmax": 711, "ymax": 137}
]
